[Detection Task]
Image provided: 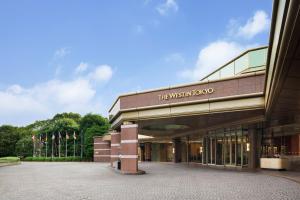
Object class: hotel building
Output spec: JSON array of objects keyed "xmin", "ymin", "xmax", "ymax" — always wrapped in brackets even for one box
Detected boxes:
[{"xmin": 94, "ymin": 0, "xmax": 300, "ymax": 174}]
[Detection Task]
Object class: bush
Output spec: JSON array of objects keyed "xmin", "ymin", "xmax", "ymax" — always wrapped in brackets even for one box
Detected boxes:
[
  {"xmin": 23, "ymin": 157, "xmax": 33, "ymax": 161},
  {"xmin": 0, "ymin": 157, "xmax": 20, "ymax": 163},
  {"xmin": 22, "ymin": 156, "xmax": 82, "ymax": 162}
]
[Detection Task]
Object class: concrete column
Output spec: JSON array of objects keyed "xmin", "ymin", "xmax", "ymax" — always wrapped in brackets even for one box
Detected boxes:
[
  {"xmin": 248, "ymin": 126, "xmax": 258, "ymax": 170},
  {"xmin": 172, "ymin": 138, "xmax": 181, "ymax": 163},
  {"xmin": 121, "ymin": 123, "xmax": 138, "ymax": 173},
  {"xmin": 94, "ymin": 136, "xmax": 111, "ymax": 162},
  {"xmin": 110, "ymin": 131, "xmax": 121, "ymax": 167}
]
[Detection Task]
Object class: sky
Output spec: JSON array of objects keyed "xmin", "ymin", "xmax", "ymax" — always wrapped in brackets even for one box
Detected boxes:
[{"xmin": 0, "ymin": 0, "xmax": 273, "ymax": 126}]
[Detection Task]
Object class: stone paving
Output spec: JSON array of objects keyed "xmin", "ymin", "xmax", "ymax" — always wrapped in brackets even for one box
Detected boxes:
[{"xmin": 1, "ymin": 162, "xmax": 300, "ymax": 200}]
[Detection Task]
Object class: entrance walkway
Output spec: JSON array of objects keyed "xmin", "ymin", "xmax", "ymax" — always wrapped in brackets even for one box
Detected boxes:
[
  {"xmin": 260, "ymin": 170, "xmax": 300, "ymax": 184},
  {"xmin": 0, "ymin": 162, "xmax": 300, "ymax": 200}
]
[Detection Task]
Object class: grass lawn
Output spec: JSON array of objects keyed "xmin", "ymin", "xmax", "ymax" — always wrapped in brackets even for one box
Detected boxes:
[{"xmin": 0, "ymin": 157, "xmax": 20, "ymax": 164}]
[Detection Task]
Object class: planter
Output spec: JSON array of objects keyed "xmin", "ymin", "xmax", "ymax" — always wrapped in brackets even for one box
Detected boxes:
[{"xmin": 260, "ymin": 158, "xmax": 289, "ymax": 170}]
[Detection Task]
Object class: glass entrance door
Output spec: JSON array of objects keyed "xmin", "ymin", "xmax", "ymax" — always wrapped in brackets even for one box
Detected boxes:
[
  {"xmin": 231, "ymin": 132, "xmax": 236, "ymax": 165},
  {"xmin": 225, "ymin": 134, "xmax": 230, "ymax": 165},
  {"xmin": 216, "ymin": 137, "xmax": 223, "ymax": 165}
]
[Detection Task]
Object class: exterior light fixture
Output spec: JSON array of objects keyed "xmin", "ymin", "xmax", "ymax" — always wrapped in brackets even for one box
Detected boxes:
[
  {"xmin": 172, "ymin": 148, "xmax": 175, "ymax": 154},
  {"xmin": 200, "ymin": 147, "xmax": 203, "ymax": 153},
  {"xmin": 246, "ymin": 143, "xmax": 250, "ymax": 152}
]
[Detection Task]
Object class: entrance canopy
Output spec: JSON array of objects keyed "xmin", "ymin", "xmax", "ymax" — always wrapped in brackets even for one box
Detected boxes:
[
  {"xmin": 265, "ymin": 0, "xmax": 300, "ymax": 125},
  {"xmin": 110, "ymin": 74, "xmax": 265, "ymax": 134}
]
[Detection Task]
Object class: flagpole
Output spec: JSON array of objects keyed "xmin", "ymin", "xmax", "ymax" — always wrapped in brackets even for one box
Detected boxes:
[
  {"xmin": 58, "ymin": 132, "xmax": 61, "ymax": 158},
  {"xmin": 73, "ymin": 131, "xmax": 76, "ymax": 157},
  {"xmin": 34, "ymin": 140, "xmax": 35, "ymax": 157},
  {"xmin": 52, "ymin": 133, "xmax": 54, "ymax": 158},
  {"xmin": 46, "ymin": 133, "xmax": 48, "ymax": 158},
  {"xmin": 65, "ymin": 132, "xmax": 68, "ymax": 157},
  {"xmin": 80, "ymin": 130, "xmax": 83, "ymax": 159},
  {"xmin": 39, "ymin": 134, "xmax": 42, "ymax": 157},
  {"xmin": 32, "ymin": 135, "xmax": 35, "ymax": 157}
]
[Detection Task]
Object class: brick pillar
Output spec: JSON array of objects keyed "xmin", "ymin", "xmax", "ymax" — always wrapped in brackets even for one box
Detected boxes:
[
  {"xmin": 121, "ymin": 123, "xmax": 138, "ymax": 173},
  {"xmin": 94, "ymin": 136, "xmax": 111, "ymax": 162},
  {"xmin": 110, "ymin": 131, "xmax": 121, "ymax": 167},
  {"xmin": 172, "ymin": 138, "xmax": 181, "ymax": 163}
]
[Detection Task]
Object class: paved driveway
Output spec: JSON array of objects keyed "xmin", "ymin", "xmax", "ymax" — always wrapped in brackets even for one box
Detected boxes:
[{"xmin": 1, "ymin": 162, "xmax": 300, "ymax": 200}]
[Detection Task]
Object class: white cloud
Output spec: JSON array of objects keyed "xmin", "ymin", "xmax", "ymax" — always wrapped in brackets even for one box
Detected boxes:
[
  {"xmin": 0, "ymin": 63, "xmax": 114, "ymax": 126},
  {"xmin": 0, "ymin": 78, "xmax": 98, "ymax": 125},
  {"xmin": 89, "ymin": 65, "xmax": 113, "ymax": 82},
  {"xmin": 75, "ymin": 62, "xmax": 88, "ymax": 74},
  {"xmin": 178, "ymin": 10, "xmax": 269, "ymax": 81},
  {"xmin": 34, "ymin": 79, "xmax": 95, "ymax": 105},
  {"xmin": 236, "ymin": 10, "xmax": 270, "ymax": 39},
  {"xmin": 179, "ymin": 40, "xmax": 256, "ymax": 80},
  {"xmin": 54, "ymin": 47, "xmax": 70, "ymax": 59},
  {"xmin": 6, "ymin": 84, "xmax": 23, "ymax": 94},
  {"xmin": 156, "ymin": 0, "xmax": 178, "ymax": 16},
  {"xmin": 165, "ymin": 53, "xmax": 185, "ymax": 64}
]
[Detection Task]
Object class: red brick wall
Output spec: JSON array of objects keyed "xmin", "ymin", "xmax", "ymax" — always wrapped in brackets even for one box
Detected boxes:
[
  {"xmin": 94, "ymin": 137, "xmax": 111, "ymax": 162},
  {"xmin": 120, "ymin": 124, "xmax": 138, "ymax": 173},
  {"xmin": 119, "ymin": 74, "xmax": 264, "ymax": 110}
]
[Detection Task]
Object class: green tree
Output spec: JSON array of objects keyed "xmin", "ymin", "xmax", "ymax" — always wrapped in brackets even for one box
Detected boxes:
[
  {"xmin": 53, "ymin": 112, "xmax": 81, "ymax": 124},
  {"xmin": 39, "ymin": 118, "xmax": 80, "ymax": 157},
  {"xmin": 15, "ymin": 136, "xmax": 33, "ymax": 158},
  {"xmin": 80, "ymin": 114, "xmax": 110, "ymax": 159},
  {"xmin": 0, "ymin": 125, "xmax": 19, "ymax": 157}
]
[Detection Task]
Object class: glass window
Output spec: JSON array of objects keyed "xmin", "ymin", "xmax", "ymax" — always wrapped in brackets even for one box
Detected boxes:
[
  {"xmin": 248, "ymin": 48, "xmax": 267, "ymax": 68},
  {"xmin": 235, "ymin": 54, "xmax": 248, "ymax": 74},
  {"xmin": 207, "ymin": 71, "xmax": 220, "ymax": 81},
  {"xmin": 203, "ymin": 137, "xmax": 207, "ymax": 164},
  {"xmin": 236, "ymin": 130, "xmax": 242, "ymax": 166},
  {"xmin": 207, "ymin": 137, "xmax": 211, "ymax": 164},
  {"xmin": 242, "ymin": 134, "xmax": 249, "ymax": 166},
  {"xmin": 189, "ymin": 138, "xmax": 202, "ymax": 163},
  {"xmin": 225, "ymin": 132, "xmax": 231, "ymax": 165},
  {"xmin": 231, "ymin": 131, "xmax": 236, "ymax": 165},
  {"xmin": 211, "ymin": 137, "xmax": 216, "ymax": 164},
  {"xmin": 220, "ymin": 62, "xmax": 234, "ymax": 78},
  {"xmin": 216, "ymin": 136, "xmax": 224, "ymax": 165}
]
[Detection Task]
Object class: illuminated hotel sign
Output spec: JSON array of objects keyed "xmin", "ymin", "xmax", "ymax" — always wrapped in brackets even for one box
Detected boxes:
[{"xmin": 158, "ymin": 88, "xmax": 215, "ymax": 101}]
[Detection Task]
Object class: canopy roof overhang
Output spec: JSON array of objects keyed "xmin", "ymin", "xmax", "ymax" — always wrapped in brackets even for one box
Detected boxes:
[
  {"xmin": 265, "ymin": 0, "xmax": 300, "ymax": 126},
  {"xmin": 109, "ymin": 72, "xmax": 265, "ymax": 138}
]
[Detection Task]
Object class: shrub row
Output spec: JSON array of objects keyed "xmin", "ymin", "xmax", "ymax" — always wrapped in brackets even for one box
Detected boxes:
[
  {"xmin": 23, "ymin": 156, "xmax": 82, "ymax": 162},
  {"xmin": 0, "ymin": 157, "xmax": 20, "ymax": 163}
]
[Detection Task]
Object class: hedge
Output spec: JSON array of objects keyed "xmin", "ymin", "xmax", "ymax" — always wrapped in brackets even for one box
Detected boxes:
[
  {"xmin": 0, "ymin": 157, "xmax": 20, "ymax": 163},
  {"xmin": 23, "ymin": 156, "xmax": 82, "ymax": 162}
]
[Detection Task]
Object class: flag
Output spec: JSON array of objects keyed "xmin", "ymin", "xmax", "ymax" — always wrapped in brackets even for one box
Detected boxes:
[
  {"xmin": 66, "ymin": 132, "xmax": 69, "ymax": 140},
  {"xmin": 73, "ymin": 131, "xmax": 76, "ymax": 140},
  {"xmin": 32, "ymin": 135, "xmax": 35, "ymax": 140},
  {"xmin": 52, "ymin": 134, "xmax": 55, "ymax": 140}
]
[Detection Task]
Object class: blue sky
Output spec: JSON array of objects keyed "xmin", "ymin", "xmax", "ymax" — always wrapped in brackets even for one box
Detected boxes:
[{"xmin": 0, "ymin": 0, "xmax": 272, "ymax": 126}]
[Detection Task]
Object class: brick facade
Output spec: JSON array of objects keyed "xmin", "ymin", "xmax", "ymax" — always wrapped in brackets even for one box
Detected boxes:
[{"xmin": 93, "ymin": 136, "xmax": 111, "ymax": 162}]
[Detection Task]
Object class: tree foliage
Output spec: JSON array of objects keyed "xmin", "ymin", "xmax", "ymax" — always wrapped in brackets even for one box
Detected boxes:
[
  {"xmin": 0, "ymin": 125, "xmax": 19, "ymax": 157},
  {"xmin": 0, "ymin": 112, "xmax": 110, "ymax": 160},
  {"xmin": 80, "ymin": 114, "xmax": 110, "ymax": 159},
  {"xmin": 15, "ymin": 136, "xmax": 33, "ymax": 158}
]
